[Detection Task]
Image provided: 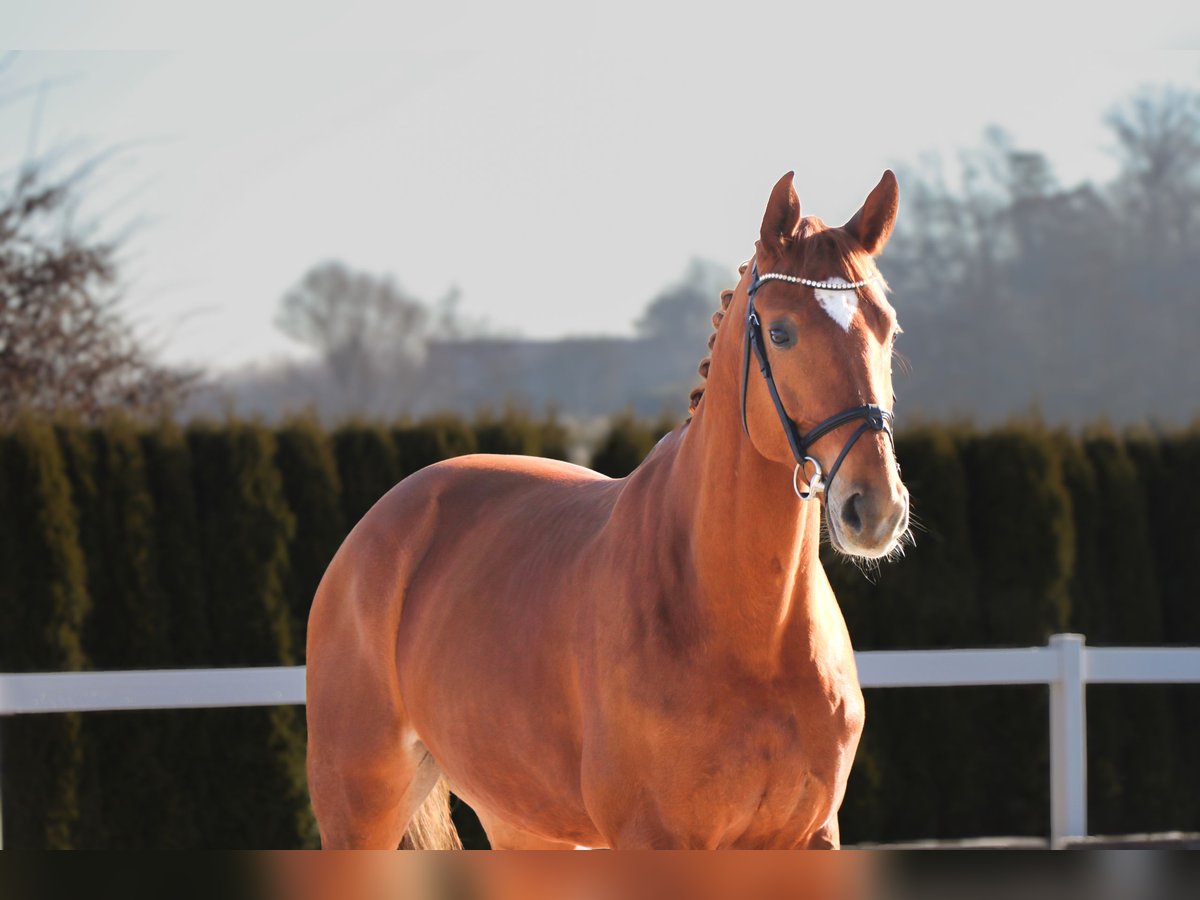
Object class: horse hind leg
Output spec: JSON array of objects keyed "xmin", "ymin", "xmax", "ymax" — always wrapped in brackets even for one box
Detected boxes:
[
  {"xmin": 306, "ymin": 618, "xmax": 456, "ymax": 848},
  {"xmin": 306, "ymin": 502, "xmax": 465, "ymax": 848},
  {"xmin": 307, "ymin": 705, "xmax": 444, "ymax": 849}
]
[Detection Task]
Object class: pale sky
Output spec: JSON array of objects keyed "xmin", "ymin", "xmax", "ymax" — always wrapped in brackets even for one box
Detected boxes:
[{"xmin": 3, "ymin": 4, "xmax": 1199, "ymax": 372}]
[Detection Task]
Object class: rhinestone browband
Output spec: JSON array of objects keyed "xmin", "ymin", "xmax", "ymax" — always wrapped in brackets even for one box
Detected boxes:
[{"xmin": 753, "ymin": 272, "xmax": 881, "ymax": 291}]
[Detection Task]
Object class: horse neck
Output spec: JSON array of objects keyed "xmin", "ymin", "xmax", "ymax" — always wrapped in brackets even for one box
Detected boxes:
[{"xmin": 665, "ymin": 289, "xmax": 828, "ymax": 664}]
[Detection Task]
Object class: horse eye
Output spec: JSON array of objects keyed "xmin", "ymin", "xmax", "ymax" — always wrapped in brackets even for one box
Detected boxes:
[{"xmin": 769, "ymin": 327, "xmax": 789, "ymax": 345}]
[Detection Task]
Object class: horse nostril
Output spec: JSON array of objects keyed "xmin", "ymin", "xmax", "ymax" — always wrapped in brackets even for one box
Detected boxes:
[{"xmin": 841, "ymin": 493, "xmax": 863, "ymax": 535}]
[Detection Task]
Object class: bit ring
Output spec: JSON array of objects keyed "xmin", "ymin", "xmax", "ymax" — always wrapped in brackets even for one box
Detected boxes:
[{"xmin": 794, "ymin": 456, "xmax": 825, "ymax": 501}]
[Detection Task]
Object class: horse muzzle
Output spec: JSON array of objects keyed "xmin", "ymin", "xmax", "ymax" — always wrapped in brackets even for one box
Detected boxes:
[{"xmin": 826, "ymin": 482, "xmax": 910, "ymax": 560}]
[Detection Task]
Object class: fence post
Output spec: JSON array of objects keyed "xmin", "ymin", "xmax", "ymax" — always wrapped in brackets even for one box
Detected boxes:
[{"xmin": 1049, "ymin": 633, "xmax": 1087, "ymax": 848}]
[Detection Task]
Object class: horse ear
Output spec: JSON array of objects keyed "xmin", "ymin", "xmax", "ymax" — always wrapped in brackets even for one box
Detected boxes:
[
  {"xmin": 845, "ymin": 170, "xmax": 899, "ymax": 255},
  {"xmin": 759, "ymin": 171, "xmax": 802, "ymax": 258}
]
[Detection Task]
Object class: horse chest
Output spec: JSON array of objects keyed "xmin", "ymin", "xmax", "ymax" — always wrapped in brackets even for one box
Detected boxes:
[{"xmin": 589, "ymin": 663, "xmax": 863, "ymax": 847}]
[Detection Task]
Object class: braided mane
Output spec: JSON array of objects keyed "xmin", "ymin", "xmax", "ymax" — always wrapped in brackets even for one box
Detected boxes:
[{"xmin": 687, "ymin": 261, "xmax": 749, "ymax": 419}]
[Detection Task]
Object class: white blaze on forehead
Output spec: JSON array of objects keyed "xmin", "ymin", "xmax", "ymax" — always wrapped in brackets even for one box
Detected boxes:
[{"xmin": 812, "ymin": 277, "xmax": 859, "ymax": 332}]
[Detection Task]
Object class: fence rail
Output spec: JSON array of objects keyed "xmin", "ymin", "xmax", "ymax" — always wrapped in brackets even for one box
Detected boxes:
[
  {"xmin": 0, "ymin": 665, "xmax": 305, "ymax": 715},
  {"xmin": 2, "ymin": 633, "xmax": 1199, "ymax": 849}
]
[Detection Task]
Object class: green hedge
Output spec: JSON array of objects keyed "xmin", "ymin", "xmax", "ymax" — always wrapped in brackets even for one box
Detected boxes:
[
  {"xmin": 1, "ymin": 414, "xmax": 1198, "ymax": 847},
  {"xmin": 0, "ymin": 418, "xmax": 90, "ymax": 848}
]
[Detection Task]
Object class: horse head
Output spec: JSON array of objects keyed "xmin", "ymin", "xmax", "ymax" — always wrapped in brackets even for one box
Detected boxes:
[{"xmin": 741, "ymin": 170, "xmax": 909, "ymax": 559}]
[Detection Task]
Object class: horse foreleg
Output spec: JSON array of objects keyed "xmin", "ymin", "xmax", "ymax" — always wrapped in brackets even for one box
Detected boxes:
[{"xmin": 803, "ymin": 815, "xmax": 840, "ymax": 849}]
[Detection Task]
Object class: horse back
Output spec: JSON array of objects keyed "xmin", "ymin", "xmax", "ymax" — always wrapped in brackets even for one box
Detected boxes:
[{"xmin": 311, "ymin": 451, "xmax": 619, "ymax": 663}]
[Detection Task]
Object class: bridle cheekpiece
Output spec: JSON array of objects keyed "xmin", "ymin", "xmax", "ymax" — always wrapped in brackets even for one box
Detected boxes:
[{"xmin": 741, "ymin": 261, "xmax": 895, "ymax": 500}]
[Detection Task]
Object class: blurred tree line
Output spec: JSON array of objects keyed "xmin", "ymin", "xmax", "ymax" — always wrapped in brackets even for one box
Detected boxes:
[
  {"xmin": 887, "ymin": 86, "xmax": 1200, "ymax": 425},
  {"xmin": 6, "ymin": 77, "xmax": 1198, "ymax": 430},
  {"xmin": 199, "ymin": 86, "xmax": 1200, "ymax": 428},
  {"xmin": 1, "ymin": 412, "xmax": 1197, "ymax": 847},
  {"xmin": 196, "ymin": 258, "xmax": 727, "ymax": 423}
]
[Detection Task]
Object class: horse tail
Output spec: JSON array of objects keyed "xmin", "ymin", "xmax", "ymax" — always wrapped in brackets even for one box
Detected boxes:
[{"xmin": 400, "ymin": 776, "xmax": 463, "ymax": 849}]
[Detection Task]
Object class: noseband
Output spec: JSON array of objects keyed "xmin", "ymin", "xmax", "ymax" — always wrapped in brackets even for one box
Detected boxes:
[{"xmin": 741, "ymin": 262, "xmax": 895, "ymax": 500}]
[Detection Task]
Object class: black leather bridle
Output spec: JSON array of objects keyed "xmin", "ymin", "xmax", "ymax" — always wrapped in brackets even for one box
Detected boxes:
[{"xmin": 741, "ymin": 261, "xmax": 895, "ymax": 500}]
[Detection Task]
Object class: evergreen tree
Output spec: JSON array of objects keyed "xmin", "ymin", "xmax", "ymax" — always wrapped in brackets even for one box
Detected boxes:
[
  {"xmin": 961, "ymin": 427, "xmax": 1074, "ymax": 642},
  {"xmin": 473, "ymin": 409, "xmax": 540, "ymax": 456},
  {"xmin": 188, "ymin": 421, "xmax": 310, "ymax": 847},
  {"xmin": 1085, "ymin": 433, "xmax": 1162, "ymax": 642},
  {"xmin": 275, "ymin": 418, "xmax": 346, "ymax": 660},
  {"xmin": 428, "ymin": 414, "xmax": 478, "ymax": 460},
  {"xmin": 1082, "ymin": 431, "xmax": 1174, "ymax": 834},
  {"xmin": 54, "ymin": 424, "xmax": 104, "ymax": 619},
  {"xmin": 0, "ymin": 418, "xmax": 90, "ymax": 847},
  {"xmin": 958, "ymin": 425, "xmax": 1074, "ymax": 837},
  {"xmin": 393, "ymin": 414, "xmax": 477, "ymax": 479},
  {"xmin": 590, "ymin": 413, "xmax": 661, "ymax": 477},
  {"xmin": 72, "ymin": 417, "xmax": 177, "ymax": 847},
  {"xmin": 140, "ymin": 421, "xmax": 210, "ymax": 663},
  {"xmin": 1058, "ymin": 434, "xmax": 1105, "ymax": 638},
  {"xmin": 537, "ymin": 411, "xmax": 571, "ymax": 461},
  {"xmin": 1056, "ymin": 431, "xmax": 1123, "ymax": 832},
  {"xmin": 332, "ymin": 423, "xmax": 401, "ymax": 528},
  {"xmin": 140, "ymin": 419, "xmax": 210, "ymax": 847},
  {"xmin": 84, "ymin": 419, "xmax": 170, "ymax": 667},
  {"xmin": 1129, "ymin": 428, "xmax": 1200, "ymax": 643},
  {"xmin": 1125, "ymin": 428, "xmax": 1198, "ymax": 830}
]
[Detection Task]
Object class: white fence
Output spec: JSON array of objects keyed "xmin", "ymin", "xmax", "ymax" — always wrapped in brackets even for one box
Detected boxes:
[{"xmin": 2, "ymin": 633, "xmax": 1199, "ymax": 849}]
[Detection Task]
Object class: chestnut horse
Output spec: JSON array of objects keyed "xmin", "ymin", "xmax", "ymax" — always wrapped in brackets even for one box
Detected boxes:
[{"xmin": 306, "ymin": 171, "xmax": 909, "ymax": 849}]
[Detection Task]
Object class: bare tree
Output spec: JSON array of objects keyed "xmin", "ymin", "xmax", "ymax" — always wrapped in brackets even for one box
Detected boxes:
[
  {"xmin": 1107, "ymin": 86, "xmax": 1200, "ymax": 258},
  {"xmin": 0, "ymin": 166, "xmax": 193, "ymax": 424},
  {"xmin": 636, "ymin": 258, "xmax": 733, "ymax": 343},
  {"xmin": 275, "ymin": 261, "xmax": 432, "ymax": 414}
]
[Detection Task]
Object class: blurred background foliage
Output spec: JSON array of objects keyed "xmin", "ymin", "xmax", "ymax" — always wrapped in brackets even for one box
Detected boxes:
[{"xmin": 176, "ymin": 87, "xmax": 1200, "ymax": 429}]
